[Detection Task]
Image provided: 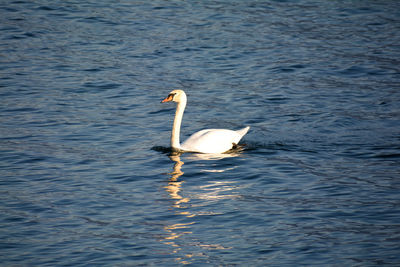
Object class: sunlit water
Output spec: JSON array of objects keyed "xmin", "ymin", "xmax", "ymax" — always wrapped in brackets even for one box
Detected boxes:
[{"xmin": 1, "ymin": 0, "xmax": 400, "ymax": 266}]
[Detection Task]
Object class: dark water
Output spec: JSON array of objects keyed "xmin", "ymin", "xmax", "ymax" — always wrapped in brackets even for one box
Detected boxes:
[{"xmin": 1, "ymin": 0, "xmax": 400, "ymax": 266}]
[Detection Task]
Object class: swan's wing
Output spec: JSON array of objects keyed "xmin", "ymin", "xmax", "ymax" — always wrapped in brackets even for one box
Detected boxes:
[
  {"xmin": 236, "ymin": 126, "xmax": 250, "ymax": 138},
  {"xmin": 181, "ymin": 128, "xmax": 248, "ymax": 153}
]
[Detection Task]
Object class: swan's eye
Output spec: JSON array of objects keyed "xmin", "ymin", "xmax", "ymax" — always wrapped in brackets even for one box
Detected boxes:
[{"xmin": 162, "ymin": 92, "xmax": 177, "ymax": 103}]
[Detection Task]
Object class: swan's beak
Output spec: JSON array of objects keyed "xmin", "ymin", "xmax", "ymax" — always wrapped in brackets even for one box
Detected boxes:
[{"xmin": 161, "ymin": 94, "xmax": 174, "ymax": 103}]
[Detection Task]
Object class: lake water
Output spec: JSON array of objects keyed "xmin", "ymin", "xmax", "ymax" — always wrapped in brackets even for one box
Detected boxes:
[{"xmin": 1, "ymin": 0, "xmax": 400, "ymax": 266}]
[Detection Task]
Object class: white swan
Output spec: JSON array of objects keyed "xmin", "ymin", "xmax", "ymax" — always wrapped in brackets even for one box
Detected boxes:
[{"xmin": 161, "ymin": 90, "xmax": 250, "ymax": 154}]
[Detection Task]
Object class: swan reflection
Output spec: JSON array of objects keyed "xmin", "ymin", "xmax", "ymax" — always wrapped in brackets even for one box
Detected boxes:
[
  {"xmin": 160, "ymin": 152, "xmax": 238, "ymax": 264},
  {"xmin": 185, "ymin": 151, "xmax": 240, "ymax": 161}
]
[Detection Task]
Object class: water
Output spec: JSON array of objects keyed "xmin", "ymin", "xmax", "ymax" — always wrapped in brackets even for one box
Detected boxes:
[{"xmin": 1, "ymin": 0, "xmax": 400, "ymax": 265}]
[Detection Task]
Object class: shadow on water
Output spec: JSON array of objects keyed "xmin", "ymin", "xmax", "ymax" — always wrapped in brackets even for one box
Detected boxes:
[
  {"xmin": 151, "ymin": 143, "xmax": 247, "ymax": 159},
  {"xmin": 152, "ymin": 139, "xmax": 318, "ymax": 162},
  {"xmin": 152, "ymin": 138, "xmax": 319, "ymax": 159}
]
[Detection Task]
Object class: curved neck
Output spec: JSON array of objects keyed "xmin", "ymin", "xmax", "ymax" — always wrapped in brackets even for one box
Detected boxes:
[{"xmin": 171, "ymin": 98, "xmax": 186, "ymax": 150}]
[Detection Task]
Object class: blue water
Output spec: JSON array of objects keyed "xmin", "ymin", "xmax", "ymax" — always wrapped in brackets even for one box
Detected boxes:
[{"xmin": 1, "ymin": 0, "xmax": 400, "ymax": 266}]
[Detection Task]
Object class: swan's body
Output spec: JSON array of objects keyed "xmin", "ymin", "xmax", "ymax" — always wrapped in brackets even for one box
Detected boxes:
[{"xmin": 162, "ymin": 90, "xmax": 250, "ymax": 154}]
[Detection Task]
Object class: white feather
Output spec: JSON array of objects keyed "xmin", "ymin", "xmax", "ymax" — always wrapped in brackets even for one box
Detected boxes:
[{"xmin": 162, "ymin": 90, "xmax": 250, "ymax": 154}]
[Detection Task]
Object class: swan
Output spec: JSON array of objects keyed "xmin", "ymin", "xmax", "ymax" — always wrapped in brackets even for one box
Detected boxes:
[{"xmin": 161, "ymin": 90, "xmax": 250, "ymax": 153}]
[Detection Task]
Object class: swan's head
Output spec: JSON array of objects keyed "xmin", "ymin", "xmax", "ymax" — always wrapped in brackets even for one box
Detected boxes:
[{"xmin": 161, "ymin": 89, "xmax": 187, "ymax": 103}]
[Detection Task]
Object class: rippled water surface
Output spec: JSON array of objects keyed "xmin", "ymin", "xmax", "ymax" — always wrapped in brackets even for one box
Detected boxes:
[{"xmin": 1, "ymin": 0, "xmax": 400, "ymax": 266}]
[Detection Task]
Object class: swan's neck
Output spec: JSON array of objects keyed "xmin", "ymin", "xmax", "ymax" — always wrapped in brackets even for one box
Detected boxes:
[{"xmin": 171, "ymin": 99, "xmax": 186, "ymax": 150}]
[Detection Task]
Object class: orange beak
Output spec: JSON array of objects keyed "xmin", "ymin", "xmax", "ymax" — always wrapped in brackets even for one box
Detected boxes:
[{"xmin": 161, "ymin": 94, "xmax": 174, "ymax": 103}]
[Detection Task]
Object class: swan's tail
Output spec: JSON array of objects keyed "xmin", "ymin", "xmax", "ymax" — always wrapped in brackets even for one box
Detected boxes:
[{"xmin": 236, "ymin": 126, "xmax": 250, "ymax": 138}]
